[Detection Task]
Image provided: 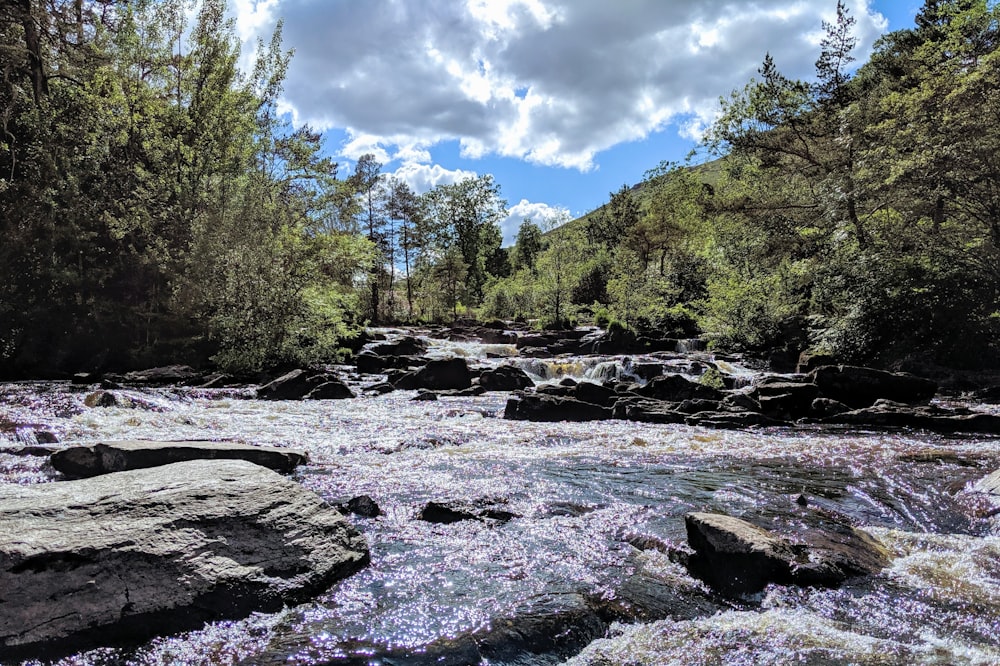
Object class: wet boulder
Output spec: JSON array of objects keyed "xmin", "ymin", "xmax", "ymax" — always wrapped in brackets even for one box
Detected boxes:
[
  {"xmin": 685, "ymin": 411, "xmax": 786, "ymax": 429},
  {"xmin": 306, "ymin": 380, "xmax": 355, "ymax": 400},
  {"xmin": 355, "ymin": 352, "xmax": 425, "ymax": 374},
  {"xmin": 504, "ymin": 393, "xmax": 612, "ymax": 422},
  {"xmin": 50, "ymin": 440, "xmax": 308, "ymax": 478},
  {"xmin": 418, "ymin": 500, "xmax": 518, "ymax": 524},
  {"xmin": 0, "ymin": 460, "xmax": 369, "ymax": 661},
  {"xmin": 394, "ymin": 357, "xmax": 472, "ymax": 391},
  {"xmin": 807, "ymin": 365, "xmax": 937, "ymax": 408},
  {"xmin": 257, "ymin": 369, "xmax": 354, "ymax": 400},
  {"xmin": 338, "ymin": 495, "xmax": 382, "ymax": 518},
  {"xmin": 822, "ymin": 401, "xmax": 1000, "ymax": 433},
  {"xmin": 573, "ymin": 381, "xmax": 619, "ymax": 408},
  {"xmin": 479, "ymin": 365, "xmax": 534, "ymax": 391},
  {"xmin": 684, "ymin": 512, "xmax": 888, "ymax": 596},
  {"xmin": 637, "ymin": 374, "xmax": 722, "ymax": 402},
  {"xmin": 367, "ymin": 336, "xmax": 428, "ymax": 357},
  {"xmin": 611, "ymin": 397, "xmax": 687, "ymax": 424},
  {"xmin": 121, "ymin": 365, "xmax": 202, "ymax": 386},
  {"xmin": 753, "ymin": 381, "xmax": 820, "ymax": 419}
]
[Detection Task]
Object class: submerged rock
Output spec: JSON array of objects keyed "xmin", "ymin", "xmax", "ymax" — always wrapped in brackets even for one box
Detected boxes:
[
  {"xmin": 0, "ymin": 460, "xmax": 369, "ymax": 661},
  {"xmin": 419, "ymin": 500, "xmax": 519, "ymax": 524},
  {"xmin": 684, "ymin": 512, "xmax": 888, "ymax": 596},
  {"xmin": 50, "ymin": 440, "xmax": 308, "ymax": 478}
]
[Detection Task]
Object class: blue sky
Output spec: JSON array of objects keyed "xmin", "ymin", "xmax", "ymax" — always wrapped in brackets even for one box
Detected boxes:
[{"xmin": 233, "ymin": 0, "xmax": 924, "ymax": 244}]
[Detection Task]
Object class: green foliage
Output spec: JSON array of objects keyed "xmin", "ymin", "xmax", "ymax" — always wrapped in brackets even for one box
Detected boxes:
[
  {"xmin": 698, "ymin": 367, "xmax": 727, "ymax": 391},
  {"xmin": 0, "ymin": 0, "xmax": 369, "ymax": 375}
]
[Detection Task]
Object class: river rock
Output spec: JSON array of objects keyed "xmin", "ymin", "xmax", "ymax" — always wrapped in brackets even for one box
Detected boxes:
[
  {"xmin": 122, "ymin": 365, "xmax": 202, "ymax": 385},
  {"xmin": 637, "ymin": 374, "xmax": 722, "ymax": 402},
  {"xmin": 367, "ymin": 336, "xmax": 428, "ymax": 357},
  {"xmin": 504, "ymin": 393, "xmax": 613, "ymax": 422},
  {"xmin": 753, "ymin": 381, "xmax": 820, "ymax": 419},
  {"xmin": 573, "ymin": 381, "xmax": 619, "ymax": 407},
  {"xmin": 972, "ymin": 470, "xmax": 1000, "ymax": 495},
  {"xmin": 478, "ymin": 365, "xmax": 534, "ymax": 391},
  {"xmin": 612, "ymin": 397, "xmax": 688, "ymax": 424},
  {"xmin": 355, "ymin": 352, "xmax": 425, "ymax": 374},
  {"xmin": 684, "ymin": 512, "xmax": 888, "ymax": 596},
  {"xmin": 807, "ymin": 365, "xmax": 937, "ymax": 408},
  {"xmin": 0, "ymin": 460, "xmax": 369, "ymax": 660},
  {"xmin": 50, "ymin": 440, "xmax": 308, "ymax": 478},
  {"xmin": 257, "ymin": 368, "xmax": 354, "ymax": 400},
  {"xmin": 418, "ymin": 500, "xmax": 518, "ymax": 524},
  {"xmin": 339, "ymin": 494, "xmax": 382, "ymax": 518},
  {"xmin": 822, "ymin": 402, "xmax": 1000, "ymax": 433},
  {"xmin": 394, "ymin": 357, "xmax": 472, "ymax": 391}
]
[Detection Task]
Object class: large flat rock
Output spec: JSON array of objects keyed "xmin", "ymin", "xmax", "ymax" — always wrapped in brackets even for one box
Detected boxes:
[
  {"xmin": 50, "ymin": 440, "xmax": 308, "ymax": 478},
  {"xmin": 0, "ymin": 460, "xmax": 369, "ymax": 660},
  {"xmin": 685, "ymin": 512, "xmax": 888, "ymax": 596}
]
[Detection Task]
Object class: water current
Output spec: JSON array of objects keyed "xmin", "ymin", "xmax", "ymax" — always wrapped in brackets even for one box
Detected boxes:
[{"xmin": 2, "ymin": 332, "xmax": 1000, "ymax": 665}]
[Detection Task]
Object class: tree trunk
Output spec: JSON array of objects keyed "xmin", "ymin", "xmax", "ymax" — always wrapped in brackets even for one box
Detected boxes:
[{"xmin": 18, "ymin": 0, "xmax": 48, "ymax": 104}]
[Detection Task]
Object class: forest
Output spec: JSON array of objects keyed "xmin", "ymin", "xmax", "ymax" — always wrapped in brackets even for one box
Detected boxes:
[{"xmin": 1, "ymin": 0, "xmax": 998, "ymax": 377}]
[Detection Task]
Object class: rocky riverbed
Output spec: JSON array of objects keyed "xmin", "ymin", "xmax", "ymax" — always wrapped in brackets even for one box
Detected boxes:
[{"xmin": 2, "ymin": 327, "xmax": 1000, "ymax": 664}]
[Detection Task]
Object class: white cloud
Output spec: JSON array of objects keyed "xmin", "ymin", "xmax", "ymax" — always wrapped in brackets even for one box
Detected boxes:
[
  {"xmin": 390, "ymin": 163, "xmax": 478, "ymax": 194},
  {"xmin": 501, "ymin": 199, "xmax": 569, "ymax": 246},
  {"xmin": 237, "ymin": 0, "xmax": 889, "ymax": 171}
]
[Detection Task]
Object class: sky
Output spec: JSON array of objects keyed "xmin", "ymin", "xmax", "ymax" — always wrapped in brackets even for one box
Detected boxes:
[{"xmin": 230, "ymin": 0, "xmax": 923, "ymax": 245}]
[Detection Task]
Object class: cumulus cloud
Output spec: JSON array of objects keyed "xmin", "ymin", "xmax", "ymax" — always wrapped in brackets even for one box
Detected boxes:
[
  {"xmin": 237, "ymin": 0, "xmax": 888, "ymax": 170},
  {"xmin": 390, "ymin": 162, "xmax": 478, "ymax": 194},
  {"xmin": 501, "ymin": 199, "xmax": 570, "ymax": 246}
]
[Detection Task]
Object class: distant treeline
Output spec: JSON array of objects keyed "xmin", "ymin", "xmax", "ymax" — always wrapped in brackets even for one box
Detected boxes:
[{"xmin": 1, "ymin": 0, "xmax": 997, "ymax": 377}]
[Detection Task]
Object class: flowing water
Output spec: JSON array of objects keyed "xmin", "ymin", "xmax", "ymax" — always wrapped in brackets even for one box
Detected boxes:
[{"xmin": 2, "ymin": 334, "xmax": 1000, "ymax": 665}]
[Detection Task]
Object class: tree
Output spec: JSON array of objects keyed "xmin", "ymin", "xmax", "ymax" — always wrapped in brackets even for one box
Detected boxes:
[
  {"xmin": 587, "ymin": 184, "xmax": 640, "ymax": 249},
  {"xmin": 535, "ymin": 214, "xmax": 585, "ymax": 327},
  {"xmin": 350, "ymin": 153, "xmax": 388, "ymax": 323},
  {"xmin": 387, "ymin": 177, "xmax": 422, "ymax": 320},
  {"xmin": 512, "ymin": 219, "xmax": 544, "ymax": 273},
  {"xmin": 420, "ymin": 174, "xmax": 507, "ymax": 307}
]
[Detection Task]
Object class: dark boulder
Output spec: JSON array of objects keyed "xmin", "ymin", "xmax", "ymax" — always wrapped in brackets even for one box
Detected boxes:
[
  {"xmin": 808, "ymin": 365, "xmax": 937, "ymax": 408},
  {"xmin": 367, "ymin": 336, "xmax": 427, "ymax": 357},
  {"xmin": 637, "ymin": 374, "xmax": 722, "ymax": 402},
  {"xmin": 684, "ymin": 512, "xmax": 888, "ymax": 596},
  {"xmin": 479, "ymin": 365, "xmax": 534, "ymax": 391},
  {"xmin": 822, "ymin": 402, "xmax": 1000, "ymax": 433},
  {"xmin": 612, "ymin": 397, "xmax": 687, "ymax": 424},
  {"xmin": 504, "ymin": 394, "xmax": 612, "ymax": 422},
  {"xmin": 797, "ymin": 351, "xmax": 837, "ymax": 374},
  {"xmin": 50, "ymin": 440, "xmax": 308, "ymax": 478},
  {"xmin": 753, "ymin": 381, "xmax": 820, "ymax": 419},
  {"xmin": 356, "ymin": 352, "xmax": 425, "ymax": 374},
  {"xmin": 257, "ymin": 369, "xmax": 343, "ymax": 400},
  {"xmin": 573, "ymin": 381, "xmax": 618, "ymax": 407},
  {"xmin": 0, "ymin": 460, "xmax": 368, "ymax": 661},
  {"xmin": 394, "ymin": 357, "xmax": 472, "ymax": 391},
  {"xmin": 306, "ymin": 379, "xmax": 355, "ymax": 400},
  {"xmin": 340, "ymin": 495, "xmax": 382, "ymax": 518},
  {"xmin": 419, "ymin": 500, "xmax": 518, "ymax": 524},
  {"xmin": 685, "ymin": 411, "xmax": 786, "ymax": 429},
  {"xmin": 122, "ymin": 365, "xmax": 202, "ymax": 386}
]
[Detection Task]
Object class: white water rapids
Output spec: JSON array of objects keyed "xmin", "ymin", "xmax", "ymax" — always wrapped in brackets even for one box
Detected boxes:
[{"xmin": 1, "ymin": 332, "xmax": 1000, "ymax": 665}]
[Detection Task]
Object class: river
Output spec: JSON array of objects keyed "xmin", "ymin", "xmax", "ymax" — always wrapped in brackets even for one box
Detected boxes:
[{"xmin": 2, "ymin": 333, "xmax": 999, "ymax": 665}]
